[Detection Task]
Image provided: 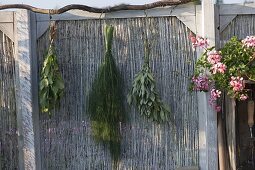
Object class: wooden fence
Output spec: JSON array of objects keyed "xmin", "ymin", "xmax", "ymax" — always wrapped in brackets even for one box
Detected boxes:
[
  {"xmin": 2, "ymin": 2, "xmax": 255, "ymax": 170},
  {"xmin": 37, "ymin": 17, "xmax": 199, "ymax": 170}
]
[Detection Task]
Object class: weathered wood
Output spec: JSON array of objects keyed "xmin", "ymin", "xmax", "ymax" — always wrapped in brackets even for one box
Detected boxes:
[
  {"xmin": 198, "ymin": 1, "xmax": 218, "ymax": 170},
  {"xmin": 225, "ymin": 97, "xmax": 236, "ymax": 170},
  {"xmin": 30, "ymin": 11, "xmax": 42, "ymax": 170},
  {"xmin": 0, "ymin": 12, "xmax": 14, "ymax": 23},
  {"xmin": 0, "ymin": 30, "xmax": 19, "ymax": 170},
  {"xmin": 219, "ymin": 15, "xmax": 237, "ymax": 33},
  {"xmin": 219, "ymin": 15, "xmax": 255, "ymax": 47},
  {"xmin": 0, "ymin": 1, "xmax": 192, "ymax": 14},
  {"xmin": 0, "ymin": 24, "xmax": 14, "ymax": 42},
  {"xmin": 220, "ymin": 3, "xmax": 255, "ymax": 15},
  {"xmin": 14, "ymin": 10, "xmax": 36, "ymax": 170},
  {"xmin": 176, "ymin": 166, "xmax": 199, "ymax": 170},
  {"xmin": 37, "ymin": 17, "xmax": 199, "ymax": 169},
  {"xmin": 0, "ymin": 12, "xmax": 14, "ymax": 41},
  {"xmin": 218, "ymin": 113, "xmax": 228, "ymax": 170}
]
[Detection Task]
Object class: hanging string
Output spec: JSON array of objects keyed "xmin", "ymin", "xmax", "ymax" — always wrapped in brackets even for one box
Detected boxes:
[
  {"xmin": 49, "ymin": 22, "xmax": 57, "ymax": 45},
  {"xmin": 49, "ymin": 9, "xmax": 56, "ymax": 45},
  {"xmin": 98, "ymin": 11, "xmax": 104, "ymax": 59},
  {"xmin": 143, "ymin": 10, "xmax": 150, "ymax": 66}
]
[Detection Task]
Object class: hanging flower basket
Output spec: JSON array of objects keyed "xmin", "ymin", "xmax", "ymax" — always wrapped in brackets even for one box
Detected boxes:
[{"xmin": 190, "ymin": 34, "xmax": 255, "ymax": 112}]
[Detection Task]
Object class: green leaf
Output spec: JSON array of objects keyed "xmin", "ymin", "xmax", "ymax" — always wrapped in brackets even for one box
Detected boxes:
[
  {"xmin": 40, "ymin": 79, "xmax": 48, "ymax": 89},
  {"xmin": 54, "ymin": 78, "xmax": 64, "ymax": 90},
  {"xmin": 39, "ymin": 43, "xmax": 64, "ymax": 115},
  {"xmin": 128, "ymin": 62, "xmax": 171, "ymax": 123},
  {"xmin": 160, "ymin": 109, "xmax": 165, "ymax": 121},
  {"xmin": 43, "ymin": 64, "xmax": 51, "ymax": 76}
]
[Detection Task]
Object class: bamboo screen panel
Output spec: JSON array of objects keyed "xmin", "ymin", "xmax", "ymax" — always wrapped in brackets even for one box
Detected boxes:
[
  {"xmin": 0, "ymin": 31, "xmax": 18, "ymax": 169},
  {"xmin": 37, "ymin": 17, "xmax": 198, "ymax": 170}
]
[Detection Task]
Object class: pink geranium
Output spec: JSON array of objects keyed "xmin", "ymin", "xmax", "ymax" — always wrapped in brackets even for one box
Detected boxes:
[
  {"xmin": 240, "ymin": 94, "xmax": 248, "ymax": 100},
  {"xmin": 209, "ymin": 88, "xmax": 222, "ymax": 112},
  {"xmin": 207, "ymin": 51, "xmax": 222, "ymax": 64},
  {"xmin": 215, "ymin": 106, "xmax": 221, "ymax": 112},
  {"xmin": 230, "ymin": 76, "xmax": 244, "ymax": 92},
  {"xmin": 196, "ymin": 36, "xmax": 209, "ymax": 49},
  {"xmin": 192, "ymin": 75, "xmax": 209, "ymax": 91},
  {"xmin": 189, "ymin": 33, "xmax": 209, "ymax": 49},
  {"xmin": 210, "ymin": 88, "xmax": 222, "ymax": 100},
  {"xmin": 242, "ymin": 36, "xmax": 255, "ymax": 47},
  {"xmin": 211, "ymin": 62, "xmax": 227, "ymax": 74}
]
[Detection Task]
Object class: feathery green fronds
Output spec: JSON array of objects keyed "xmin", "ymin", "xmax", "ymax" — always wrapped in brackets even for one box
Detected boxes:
[{"xmin": 88, "ymin": 25, "xmax": 125, "ymax": 164}]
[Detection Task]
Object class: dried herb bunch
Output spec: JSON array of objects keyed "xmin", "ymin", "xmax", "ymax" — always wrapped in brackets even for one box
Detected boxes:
[
  {"xmin": 88, "ymin": 25, "xmax": 125, "ymax": 164},
  {"xmin": 127, "ymin": 39, "xmax": 171, "ymax": 123},
  {"xmin": 39, "ymin": 23, "xmax": 64, "ymax": 116}
]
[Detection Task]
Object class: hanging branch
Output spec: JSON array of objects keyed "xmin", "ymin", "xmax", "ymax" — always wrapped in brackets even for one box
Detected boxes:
[
  {"xmin": 127, "ymin": 16, "xmax": 171, "ymax": 123},
  {"xmin": 39, "ymin": 22, "xmax": 65, "ymax": 116},
  {"xmin": 0, "ymin": 0, "xmax": 192, "ymax": 14}
]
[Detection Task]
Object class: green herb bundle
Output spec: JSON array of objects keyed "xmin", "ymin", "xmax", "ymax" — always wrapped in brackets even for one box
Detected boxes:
[
  {"xmin": 39, "ymin": 24, "xmax": 64, "ymax": 116},
  {"xmin": 88, "ymin": 25, "xmax": 125, "ymax": 164},
  {"xmin": 127, "ymin": 40, "xmax": 170, "ymax": 123}
]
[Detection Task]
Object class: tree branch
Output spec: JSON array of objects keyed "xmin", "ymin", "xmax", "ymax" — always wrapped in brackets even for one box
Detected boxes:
[{"xmin": 0, "ymin": 0, "xmax": 192, "ymax": 14}]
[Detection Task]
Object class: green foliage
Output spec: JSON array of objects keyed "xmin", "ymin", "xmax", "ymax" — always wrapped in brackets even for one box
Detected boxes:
[
  {"xmin": 221, "ymin": 36, "xmax": 254, "ymax": 77},
  {"xmin": 192, "ymin": 36, "xmax": 255, "ymax": 101},
  {"xmin": 88, "ymin": 25, "xmax": 125, "ymax": 164},
  {"xmin": 128, "ymin": 39, "xmax": 171, "ymax": 123},
  {"xmin": 127, "ymin": 64, "xmax": 170, "ymax": 123},
  {"xmin": 39, "ymin": 44, "xmax": 64, "ymax": 116}
]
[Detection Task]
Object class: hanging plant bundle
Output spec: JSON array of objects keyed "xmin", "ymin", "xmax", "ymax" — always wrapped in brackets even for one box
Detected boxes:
[
  {"xmin": 88, "ymin": 25, "xmax": 125, "ymax": 163},
  {"xmin": 39, "ymin": 23, "xmax": 64, "ymax": 116},
  {"xmin": 127, "ymin": 40, "xmax": 171, "ymax": 123}
]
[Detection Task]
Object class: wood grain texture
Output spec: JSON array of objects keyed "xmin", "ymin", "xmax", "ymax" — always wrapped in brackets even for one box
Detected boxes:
[
  {"xmin": 15, "ymin": 10, "xmax": 36, "ymax": 170},
  {"xmin": 220, "ymin": 14, "xmax": 255, "ymax": 47},
  {"xmin": 0, "ymin": 31, "xmax": 19, "ymax": 170},
  {"xmin": 37, "ymin": 17, "xmax": 199, "ymax": 169}
]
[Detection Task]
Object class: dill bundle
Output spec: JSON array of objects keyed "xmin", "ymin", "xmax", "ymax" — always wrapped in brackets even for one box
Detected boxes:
[{"xmin": 88, "ymin": 25, "xmax": 125, "ymax": 164}]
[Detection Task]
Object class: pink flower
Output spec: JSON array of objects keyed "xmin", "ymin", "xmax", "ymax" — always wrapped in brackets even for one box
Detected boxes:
[
  {"xmin": 211, "ymin": 62, "xmax": 227, "ymax": 74},
  {"xmin": 209, "ymin": 88, "xmax": 222, "ymax": 112},
  {"xmin": 242, "ymin": 36, "xmax": 255, "ymax": 47},
  {"xmin": 210, "ymin": 88, "xmax": 221, "ymax": 100},
  {"xmin": 207, "ymin": 51, "xmax": 222, "ymax": 64},
  {"xmin": 196, "ymin": 36, "xmax": 209, "ymax": 49},
  {"xmin": 189, "ymin": 33, "xmax": 197, "ymax": 44},
  {"xmin": 192, "ymin": 75, "xmax": 209, "ymax": 91},
  {"xmin": 215, "ymin": 106, "xmax": 221, "ymax": 112},
  {"xmin": 189, "ymin": 33, "xmax": 209, "ymax": 49},
  {"xmin": 230, "ymin": 76, "xmax": 244, "ymax": 92},
  {"xmin": 240, "ymin": 94, "xmax": 248, "ymax": 100}
]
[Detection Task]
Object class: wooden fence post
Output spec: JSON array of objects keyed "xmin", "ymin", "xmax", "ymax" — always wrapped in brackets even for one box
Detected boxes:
[
  {"xmin": 14, "ymin": 9, "xmax": 40, "ymax": 170},
  {"xmin": 198, "ymin": 1, "xmax": 218, "ymax": 170}
]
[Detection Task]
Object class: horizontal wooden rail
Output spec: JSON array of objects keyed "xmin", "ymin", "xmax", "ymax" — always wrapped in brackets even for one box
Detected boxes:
[{"xmin": 0, "ymin": 0, "xmax": 192, "ymax": 14}]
